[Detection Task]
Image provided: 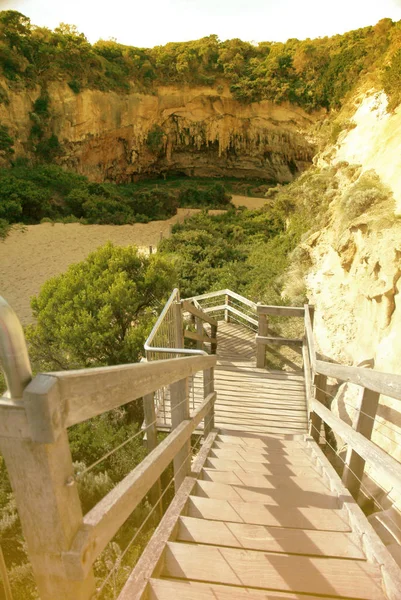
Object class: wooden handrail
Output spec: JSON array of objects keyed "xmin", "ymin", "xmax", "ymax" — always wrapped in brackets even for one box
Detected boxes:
[
  {"xmin": 63, "ymin": 391, "xmax": 216, "ymax": 580},
  {"xmin": 311, "ymin": 400, "xmax": 401, "ymax": 496},
  {"xmin": 315, "ymin": 359, "xmax": 401, "ymax": 401},
  {"xmin": 181, "ymin": 300, "xmax": 218, "ymax": 326},
  {"xmin": 23, "ymin": 355, "xmax": 217, "ymax": 436},
  {"xmin": 257, "ymin": 305, "xmax": 305, "ymax": 317}
]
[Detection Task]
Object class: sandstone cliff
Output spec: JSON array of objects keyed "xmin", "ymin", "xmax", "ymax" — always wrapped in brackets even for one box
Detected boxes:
[
  {"xmin": 0, "ymin": 80, "xmax": 317, "ymax": 182},
  {"xmin": 302, "ymin": 90, "xmax": 401, "ymax": 557}
]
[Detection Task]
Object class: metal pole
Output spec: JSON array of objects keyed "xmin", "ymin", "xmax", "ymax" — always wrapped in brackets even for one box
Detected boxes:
[{"xmin": 0, "ymin": 297, "xmax": 32, "ymax": 400}]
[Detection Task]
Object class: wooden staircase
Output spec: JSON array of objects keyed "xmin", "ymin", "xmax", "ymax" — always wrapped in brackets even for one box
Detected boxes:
[
  {"xmin": 122, "ymin": 430, "xmax": 389, "ymax": 600},
  {"xmin": 1, "ymin": 290, "xmax": 401, "ymax": 600}
]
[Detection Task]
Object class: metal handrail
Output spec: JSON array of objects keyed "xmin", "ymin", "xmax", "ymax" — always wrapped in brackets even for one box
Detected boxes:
[
  {"xmin": 0, "ymin": 296, "xmax": 32, "ymax": 400},
  {"xmin": 144, "ymin": 289, "xmax": 206, "ymax": 357}
]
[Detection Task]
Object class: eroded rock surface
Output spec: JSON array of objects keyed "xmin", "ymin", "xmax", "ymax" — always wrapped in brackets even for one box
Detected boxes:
[{"xmin": 0, "ymin": 81, "xmax": 317, "ymax": 182}]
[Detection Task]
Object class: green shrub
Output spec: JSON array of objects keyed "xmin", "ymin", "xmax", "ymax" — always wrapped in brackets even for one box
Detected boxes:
[{"xmin": 340, "ymin": 170, "xmax": 393, "ymax": 218}]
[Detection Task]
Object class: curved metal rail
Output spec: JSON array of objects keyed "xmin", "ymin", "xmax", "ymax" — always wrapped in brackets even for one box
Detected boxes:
[
  {"xmin": 0, "ymin": 296, "xmax": 32, "ymax": 399},
  {"xmin": 144, "ymin": 288, "xmax": 207, "ymax": 359}
]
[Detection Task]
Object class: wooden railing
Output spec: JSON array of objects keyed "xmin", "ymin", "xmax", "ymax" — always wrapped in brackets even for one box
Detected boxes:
[
  {"xmin": 186, "ymin": 289, "xmax": 258, "ymax": 331},
  {"xmin": 0, "ymin": 296, "xmax": 217, "ymax": 600},
  {"xmin": 304, "ymin": 304, "xmax": 401, "ymax": 500},
  {"xmin": 255, "ymin": 303, "xmax": 306, "ymax": 368}
]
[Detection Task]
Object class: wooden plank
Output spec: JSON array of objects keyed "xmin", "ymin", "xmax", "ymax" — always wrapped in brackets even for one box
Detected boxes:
[
  {"xmin": 342, "ymin": 387, "xmax": 380, "ymax": 498},
  {"xmin": 209, "ymin": 448, "xmax": 313, "ymax": 465},
  {"xmin": 41, "ymin": 354, "xmax": 216, "ymax": 427},
  {"xmin": 256, "ymin": 336, "xmax": 303, "ymax": 347},
  {"xmin": 63, "ymin": 392, "xmax": 216, "ymax": 580},
  {"xmin": 310, "ymin": 373, "xmax": 326, "ymax": 443},
  {"xmin": 163, "ymin": 542, "xmax": 385, "ymax": 599},
  {"xmin": 257, "ymin": 305, "xmax": 305, "ymax": 317},
  {"xmin": 186, "ymin": 289, "xmax": 258, "ymax": 310},
  {"xmin": 178, "ymin": 516, "xmax": 366, "ymax": 559},
  {"xmin": 205, "ymin": 459, "xmax": 320, "ymax": 477},
  {"xmin": 143, "ymin": 392, "xmax": 162, "ymax": 516},
  {"xmin": 181, "ymin": 301, "xmax": 218, "ymax": 326},
  {"xmin": 312, "ymin": 399, "xmax": 401, "ymax": 495},
  {"xmin": 304, "ymin": 305, "xmax": 316, "ymax": 370},
  {"xmin": 0, "ymin": 398, "xmax": 31, "ymax": 439},
  {"xmin": 193, "ymin": 480, "xmax": 340, "ymax": 508},
  {"xmin": 117, "ymin": 431, "xmax": 219, "ymax": 600},
  {"xmin": 256, "ymin": 313, "xmax": 268, "ymax": 368},
  {"xmin": 215, "ymin": 434, "xmax": 304, "ymax": 448},
  {"xmin": 170, "ymin": 378, "xmax": 190, "ymax": 490},
  {"xmin": 149, "ymin": 578, "xmax": 345, "ymax": 600},
  {"xmin": 201, "ymin": 469, "xmax": 332, "ymax": 493},
  {"xmin": 316, "ymin": 358, "xmax": 401, "ymax": 401},
  {"xmin": 187, "ymin": 496, "xmax": 351, "ymax": 531}
]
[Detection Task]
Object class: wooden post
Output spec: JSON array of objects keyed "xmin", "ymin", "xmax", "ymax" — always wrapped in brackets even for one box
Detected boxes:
[
  {"xmin": 143, "ymin": 392, "xmax": 162, "ymax": 516},
  {"xmin": 256, "ymin": 311, "xmax": 268, "ymax": 369},
  {"xmin": 342, "ymin": 387, "xmax": 380, "ymax": 499},
  {"xmin": 211, "ymin": 324, "xmax": 217, "ymax": 355},
  {"xmin": 0, "ymin": 544, "xmax": 13, "ymax": 600},
  {"xmin": 203, "ymin": 367, "xmax": 215, "ymax": 437},
  {"xmin": 174, "ymin": 301, "xmax": 184, "ymax": 350},
  {"xmin": 225, "ymin": 294, "xmax": 230, "ymax": 323},
  {"xmin": 310, "ymin": 373, "xmax": 327, "ymax": 444},
  {"xmin": 0, "ymin": 419, "xmax": 96, "ymax": 600},
  {"xmin": 196, "ymin": 317, "xmax": 203, "ymax": 351},
  {"xmin": 169, "ymin": 377, "xmax": 190, "ymax": 489}
]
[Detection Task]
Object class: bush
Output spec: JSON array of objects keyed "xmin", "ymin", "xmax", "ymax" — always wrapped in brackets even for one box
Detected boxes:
[{"xmin": 340, "ymin": 170, "xmax": 393, "ymax": 219}]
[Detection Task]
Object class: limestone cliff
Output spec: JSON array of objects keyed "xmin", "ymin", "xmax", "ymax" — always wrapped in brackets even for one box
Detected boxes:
[
  {"xmin": 302, "ymin": 90, "xmax": 401, "ymax": 558},
  {"xmin": 0, "ymin": 80, "xmax": 317, "ymax": 182}
]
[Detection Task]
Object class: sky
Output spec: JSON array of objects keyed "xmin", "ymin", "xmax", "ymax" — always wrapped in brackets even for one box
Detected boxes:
[{"xmin": 0, "ymin": 0, "xmax": 401, "ymax": 48}]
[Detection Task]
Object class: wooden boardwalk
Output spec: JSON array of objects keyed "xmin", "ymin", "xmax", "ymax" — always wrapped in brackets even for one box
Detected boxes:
[{"xmin": 156, "ymin": 322, "xmax": 308, "ymax": 435}]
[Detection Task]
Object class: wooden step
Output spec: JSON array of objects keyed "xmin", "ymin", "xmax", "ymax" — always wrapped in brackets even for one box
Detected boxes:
[
  {"xmin": 212, "ymin": 440, "xmax": 312, "ymax": 455},
  {"xmin": 211, "ymin": 423, "xmax": 308, "ymax": 435},
  {"xmin": 205, "ymin": 457, "xmax": 321, "ymax": 476},
  {"xmin": 177, "ymin": 516, "xmax": 366, "ymax": 559},
  {"xmin": 209, "ymin": 448, "xmax": 313, "ymax": 465},
  {"xmin": 163, "ymin": 542, "xmax": 385, "ymax": 599},
  {"xmin": 149, "ymin": 578, "xmax": 344, "ymax": 600},
  {"xmin": 201, "ymin": 469, "xmax": 331, "ymax": 493},
  {"xmin": 187, "ymin": 496, "xmax": 351, "ymax": 531},
  {"xmin": 215, "ymin": 433, "xmax": 305, "ymax": 447},
  {"xmin": 193, "ymin": 480, "xmax": 340, "ymax": 508}
]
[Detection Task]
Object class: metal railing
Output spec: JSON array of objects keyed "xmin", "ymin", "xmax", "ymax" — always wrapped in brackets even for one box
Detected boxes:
[{"xmin": 144, "ymin": 289, "xmax": 207, "ymax": 360}]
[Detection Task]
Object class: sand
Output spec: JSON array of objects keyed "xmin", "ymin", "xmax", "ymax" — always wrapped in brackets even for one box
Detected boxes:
[{"xmin": 0, "ymin": 197, "xmax": 266, "ymax": 324}]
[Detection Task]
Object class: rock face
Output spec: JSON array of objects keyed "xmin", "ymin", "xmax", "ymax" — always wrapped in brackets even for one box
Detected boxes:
[{"xmin": 0, "ymin": 81, "xmax": 317, "ymax": 182}]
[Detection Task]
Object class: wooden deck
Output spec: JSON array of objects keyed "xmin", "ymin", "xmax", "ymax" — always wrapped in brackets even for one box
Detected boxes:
[
  {"xmin": 124, "ymin": 430, "xmax": 390, "ymax": 600},
  {"xmin": 156, "ymin": 322, "xmax": 308, "ymax": 435}
]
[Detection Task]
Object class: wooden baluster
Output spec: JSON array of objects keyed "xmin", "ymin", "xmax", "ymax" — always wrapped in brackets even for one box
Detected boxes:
[
  {"xmin": 310, "ymin": 373, "xmax": 327, "ymax": 444},
  {"xmin": 342, "ymin": 387, "xmax": 380, "ymax": 499},
  {"xmin": 196, "ymin": 316, "xmax": 203, "ymax": 351},
  {"xmin": 256, "ymin": 309, "xmax": 268, "ymax": 368},
  {"xmin": 0, "ymin": 378, "xmax": 96, "ymax": 600},
  {"xmin": 174, "ymin": 301, "xmax": 184, "ymax": 350},
  {"xmin": 211, "ymin": 323, "xmax": 217, "ymax": 355},
  {"xmin": 169, "ymin": 377, "xmax": 190, "ymax": 489},
  {"xmin": 143, "ymin": 392, "xmax": 163, "ymax": 516},
  {"xmin": 225, "ymin": 293, "xmax": 230, "ymax": 323},
  {"xmin": 203, "ymin": 367, "xmax": 215, "ymax": 437}
]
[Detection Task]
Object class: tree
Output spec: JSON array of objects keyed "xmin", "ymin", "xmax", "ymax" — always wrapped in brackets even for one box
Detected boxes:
[{"xmin": 26, "ymin": 243, "xmax": 177, "ymax": 370}]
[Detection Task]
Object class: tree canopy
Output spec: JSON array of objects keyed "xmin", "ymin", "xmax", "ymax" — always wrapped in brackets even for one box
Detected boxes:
[
  {"xmin": 1, "ymin": 10, "xmax": 401, "ymax": 111},
  {"xmin": 26, "ymin": 242, "xmax": 177, "ymax": 370}
]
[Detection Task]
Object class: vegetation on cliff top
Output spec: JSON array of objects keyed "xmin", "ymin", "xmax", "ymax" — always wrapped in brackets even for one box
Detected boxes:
[{"xmin": 1, "ymin": 11, "xmax": 401, "ymax": 111}]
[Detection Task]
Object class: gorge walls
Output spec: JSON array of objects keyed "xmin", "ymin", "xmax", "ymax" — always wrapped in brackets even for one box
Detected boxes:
[{"xmin": 0, "ymin": 80, "xmax": 317, "ymax": 182}]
